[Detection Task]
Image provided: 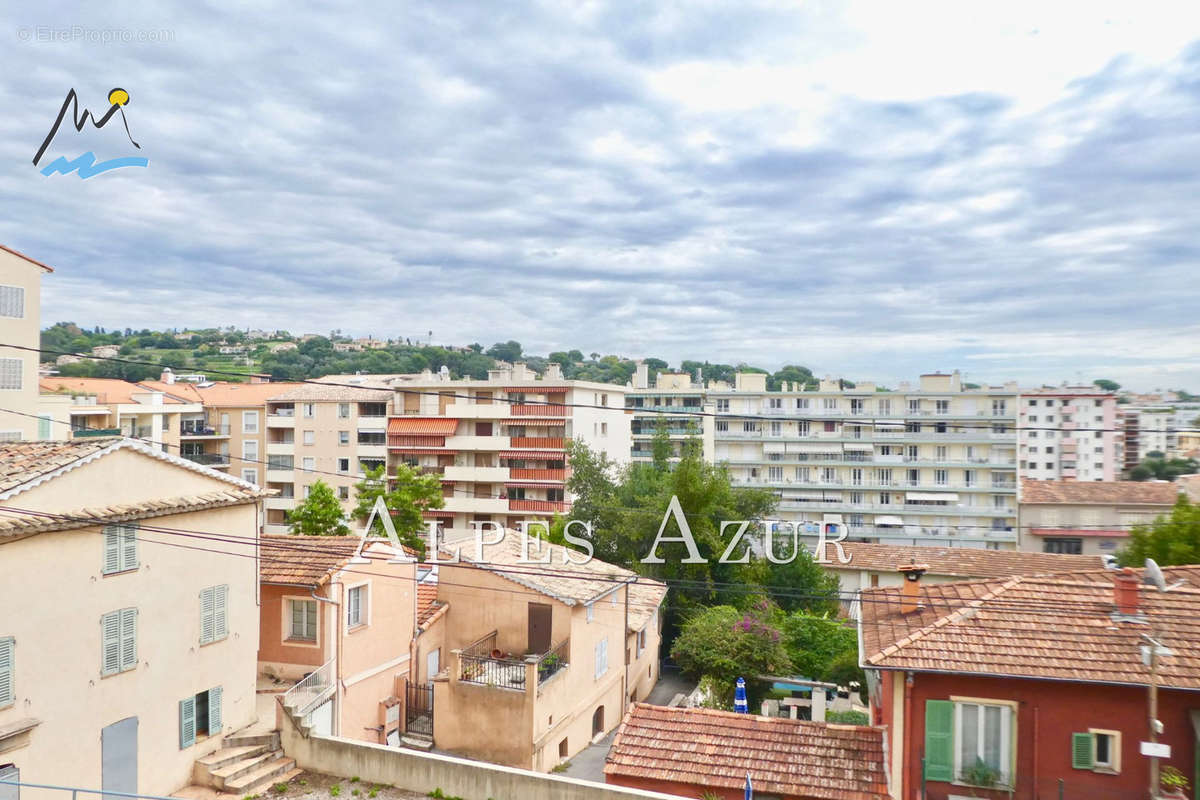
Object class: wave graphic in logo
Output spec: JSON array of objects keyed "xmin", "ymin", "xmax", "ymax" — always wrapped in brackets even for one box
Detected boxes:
[{"xmin": 39, "ymin": 151, "xmax": 149, "ymax": 179}]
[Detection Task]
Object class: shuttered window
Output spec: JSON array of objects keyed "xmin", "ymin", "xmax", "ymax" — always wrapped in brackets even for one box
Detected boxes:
[
  {"xmin": 0, "ymin": 358, "xmax": 21, "ymax": 391},
  {"xmin": 102, "ymin": 524, "xmax": 139, "ymax": 574},
  {"xmin": 594, "ymin": 637, "xmax": 608, "ymax": 680},
  {"xmin": 0, "ymin": 637, "xmax": 14, "ymax": 708},
  {"xmin": 0, "ymin": 286, "xmax": 24, "ymax": 318},
  {"xmin": 289, "ymin": 599, "xmax": 317, "ymax": 640},
  {"xmin": 200, "ymin": 585, "xmax": 229, "ymax": 644},
  {"xmin": 101, "ymin": 608, "xmax": 137, "ymax": 676},
  {"xmin": 209, "ymin": 686, "xmax": 223, "ymax": 734},
  {"xmin": 1071, "ymin": 732, "xmax": 1093, "ymax": 769},
  {"xmin": 179, "ymin": 695, "xmax": 196, "ymax": 749},
  {"xmin": 923, "ymin": 700, "xmax": 955, "ymax": 782}
]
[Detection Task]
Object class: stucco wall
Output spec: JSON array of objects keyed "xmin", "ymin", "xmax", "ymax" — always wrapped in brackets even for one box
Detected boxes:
[
  {"xmin": 0, "ymin": 500, "xmax": 260, "ymax": 799},
  {"xmin": 0, "ymin": 249, "xmax": 44, "ymax": 441},
  {"xmin": 433, "ymin": 675, "xmax": 533, "ymax": 767},
  {"xmin": 259, "ymin": 583, "xmax": 330, "ymax": 676}
]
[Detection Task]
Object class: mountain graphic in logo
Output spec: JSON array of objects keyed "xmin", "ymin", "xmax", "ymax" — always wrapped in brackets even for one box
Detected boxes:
[{"xmin": 33, "ymin": 88, "xmax": 148, "ymax": 179}]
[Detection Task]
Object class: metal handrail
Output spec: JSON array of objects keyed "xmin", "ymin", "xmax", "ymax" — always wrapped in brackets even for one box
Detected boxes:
[
  {"xmin": 283, "ymin": 656, "xmax": 335, "ymax": 719},
  {"xmin": 0, "ymin": 780, "xmax": 179, "ymax": 800}
]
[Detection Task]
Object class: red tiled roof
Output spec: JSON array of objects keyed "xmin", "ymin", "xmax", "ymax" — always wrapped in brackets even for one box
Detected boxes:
[
  {"xmin": 259, "ymin": 536, "xmax": 364, "ymax": 586},
  {"xmin": 0, "ymin": 243, "xmax": 54, "ymax": 272},
  {"xmin": 417, "ymin": 582, "xmax": 443, "ymax": 627},
  {"xmin": 860, "ymin": 566, "xmax": 1200, "ymax": 691},
  {"xmin": 1020, "ymin": 479, "xmax": 1180, "ymax": 505},
  {"xmin": 387, "ymin": 418, "xmax": 459, "ymax": 435},
  {"xmin": 604, "ymin": 704, "xmax": 889, "ymax": 800},
  {"xmin": 816, "ymin": 541, "xmax": 1102, "ymax": 579}
]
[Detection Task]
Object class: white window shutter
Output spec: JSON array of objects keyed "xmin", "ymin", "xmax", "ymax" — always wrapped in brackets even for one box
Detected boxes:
[
  {"xmin": 0, "ymin": 637, "xmax": 13, "ymax": 706},
  {"xmin": 179, "ymin": 696, "xmax": 196, "ymax": 749},
  {"xmin": 102, "ymin": 612, "xmax": 121, "ymax": 675},
  {"xmin": 214, "ymin": 585, "xmax": 228, "ymax": 640},
  {"xmin": 209, "ymin": 686, "xmax": 223, "ymax": 733},
  {"xmin": 121, "ymin": 525, "xmax": 138, "ymax": 571},
  {"xmin": 120, "ymin": 608, "xmax": 137, "ymax": 671},
  {"xmin": 200, "ymin": 587, "xmax": 215, "ymax": 644},
  {"xmin": 103, "ymin": 527, "xmax": 121, "ymax": 574}
]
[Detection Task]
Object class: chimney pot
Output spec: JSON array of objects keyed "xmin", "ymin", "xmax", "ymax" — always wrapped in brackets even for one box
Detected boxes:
[
  {"xmin": 1113, "ymin": 567, "xmax": 1141, "ymax": 615},
  {"xmin": 898, "ymin": 563, "xmax": 929, "ymax": 615}
]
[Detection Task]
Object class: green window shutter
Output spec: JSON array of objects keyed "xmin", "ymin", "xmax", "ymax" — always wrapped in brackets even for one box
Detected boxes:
[
  {"xmin": 0, "ymin": 637, "xmax": 14, "ymax": 707},
  {"xmin": 120, "ymin": 608, "xmax": 137, "ymax": 671},
  {"xmin": 209, "ymin": 686, "xmax": 223, "ymax": 733},
  {"xmin": 179, "ymin": 696, "xmax": 196, "ymax": 749},
  {"xmin": 1072, "ymin": 733, "xmax": 1094, "ymax": 770},
  {"xmin": 120, "ymin": 525, "xmax": 138, "ymax": 571},
  {"xmin": 101, "ymin": 611, "xmax": 121, "ymax": 675},
  {"xmin": 200, "ymin": 587, "xmax": 215, "ymax": 644},
  {"xmin": 924, "ymin": 700, "xmax": 955, "ymax": 782},
  {"xmin": 214, "ymin": 585, "xmax": 228, "ymax": 640},
  {"xmin": 37, "ymin": 415, "xmax": 50, "ymax": 439},
  {"xmin": 103, "ymin": 527, "xmax": 121, "ymax": 574}
]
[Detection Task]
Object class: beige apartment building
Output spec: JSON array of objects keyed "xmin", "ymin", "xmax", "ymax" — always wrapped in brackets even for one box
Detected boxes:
[
  {"xmin": 629, "ymin": 370, "xmax": 1019, "ymax": 549},
  {"xmin": 262, "ymin": 384, "xmax": 392, "ymax": 533},
  {"xmin": 0, "ymin": 245, "xmax": 52, "ymax": 441},
  {"xmin": 1017, "ymin": 386, "xmax": 1120, "ymax": 481},
  {"xmin": 0, "ymin": 438, "xmax": 266, "ymax": 798},
  {"xmin": 379, "ymin": 362, "xmax": 632, "ymax": 539},
  {"xmin": 39, "ymin": 377, "xmax": 202, "ymax": 454},
  {"xmin": 627, "ymin": 363, "xmax": 715, "ymax": 462},
  {"xmin": 1018, "ymin": 478, "xmax": 1180, "ymax": 555}
]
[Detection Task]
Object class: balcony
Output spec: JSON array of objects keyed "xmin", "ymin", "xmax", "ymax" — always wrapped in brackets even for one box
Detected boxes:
[
  {"xmin": 183, "ymin": 453, "xmax": 231, "ymax": 468},
  {"xmin": 510, "ymin": 468, "xmax": 566, "ymax": 481},
  {"xmin": 445, "ymin": 435, "xmax": 511, "ymax": 450},
  {"xmin": 356, "ymin": 416, "xmax": 388, "ymax": 432},
  {"xmin": 263, "ymin": 522, "xmax": 291, "ymax": 535},
  {"xmin": 265, "ymin": 468, "xmax": 294, "ymax": 483},
  {"xmin": 442, "ymin": 496, "xmax": 510, "ymax": 515},
  {"xmin": 267, "ymin": 414, "xmax": 295, "ymax": 428},
  {"xmin": 180, "ymin": 423, "xmax": 231, "ymax": 438},
  {"xmin": 266, "ymin": 442, "xmax": 294, "ymax": 456},
  {"xmin": 510, "ymin": 404, "xmax": 567, "ymax": 417},
  {"xmin": 264, "ymin": 496, "xmax": 296, "ymax": 511},
  {"xmin": 443, "ymin": 403, "xmax": 510, "ymax": 419},
  {"xmin": 509, "ymin": 437, "xmax": 565, "ymax": 449},
  {"xmin": 454, "ymin": 631, "xmax": 570, "ymax": 693},
  {"xmin": 508, "ymin": 498, "xmax": 569, "ymax": 513},
  {"xmin": 443, "ymin": 466, "xmax": 509, "ymax": 482}
]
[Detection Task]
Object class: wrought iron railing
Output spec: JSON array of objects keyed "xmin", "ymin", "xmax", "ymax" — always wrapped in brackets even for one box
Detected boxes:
[
  {"xmin": 537, "ymin": 639, "xmax": 569, "ymax": 686},
  {"xmin": 459, "ymin": 630, "xmax": 527, "ymax": 689}
]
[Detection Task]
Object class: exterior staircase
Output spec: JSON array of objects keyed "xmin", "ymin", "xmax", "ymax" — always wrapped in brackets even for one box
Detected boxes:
[{"xmin": 193, "ymin": 731, "xmax": 300, "ymax": 795}]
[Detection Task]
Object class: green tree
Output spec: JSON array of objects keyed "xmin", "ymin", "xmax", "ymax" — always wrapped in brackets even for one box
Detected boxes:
[
  {"xmin": 781, "ymin": 612, "xmax": 858, "ymax": 680},
  {"xmin": 351, "ymin": 463, "xmax": 444, "ymax": 556},
  {"xmin": 748, "ymin": 540, "xmax": 841, "ymax": 615},
  {"xmin": 486, "ymin": 340, "xmax": 523, "ymax": 362},
  {"xmin": 1118, "ymin": 496, "xmax": 1200, "ymax": 566},
  {"xmin": 1130, "ymin": 465, "xmax": 1153, "ymax": 481},
  {"xmin": 671, "ymin": 601, "xmax": 791, "ymax": 706},
  {"xmin": 288, "ymin": 480, "xmax": 350, "ymax": 536},
  {"xmin": 1093, "ymin": 379, "xmax": 1121, "ymax": 392}
]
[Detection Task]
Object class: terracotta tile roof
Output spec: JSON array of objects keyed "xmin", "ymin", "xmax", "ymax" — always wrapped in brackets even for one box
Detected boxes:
[
  {"xmin": 1020, "ymin": 479, "xmax": 1180, "ymax": 506},
  {"xmin": 0, "ymin": 489, "xmax": 264, "ymax": 538},
  {"xmin": 442, "ymin": 529, "xmax": 667, "ymax": 623},
  {"xmin": 1178, "ymin": 474, "xmax": 1200, "ymax": 503},
  {"xmin": 0, "ymin": 438, "xmax": 116, "ymax": 492},
  {"xmin": 0, "ymin": 243, "xmax": 54, "ymax": 272},
  {"xmin": 135, "ymin": 381, "xmax": 205, "ymax": 402},
  {"xmin": 815, "ymin": 541, "xmax": 1103, "ymax": 579},
  {"xmin": 41, "ymin": 377, "xmax": 196, "ymax": 405},
  {"xmin": 193, "ymin": 381, "xmax": 305, "ymax": 407},
  {"xmin": 417, "ymin": 581, "xmax": 444, "ymax": 627},
  {"xmin": 860, "ymin": 566, "xmax": 1200, "ymax": 691},
  {"xmin": 268, "ymin": 384, "xmax": 392, "ymax": 403},
  {"xmin": 259, "ymin": 536, "xmax": 365, "ymax": 586},
  {"xmin": 388, "ymin": 418, "xmax": 459, "ymax": 435},
  {"xmin": 604, "ymin": 704, "xmax": 889, "ymax": 800}
]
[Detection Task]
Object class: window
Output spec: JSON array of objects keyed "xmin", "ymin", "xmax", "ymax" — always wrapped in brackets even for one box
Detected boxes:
[
  {"xmin": 878, "ymin": 399, "xmax": 891, "ymax": 415},
  {"xmin": 242, "ymin": 411, "xmax": 259, "ymax": 434},
  {"xmin": 594, "ymin": 637, "xmax": 609, "ymax": 679},
  {"xmin": 935, "ymin": 446, "xmax": 947, "ymax": 460},
  {"xmin": 767, "ymin": 466, "xmax": 783, "ymax": 481},
  {"xmin": 795, "ymin": 398, "xmax": 809, "ymax": 410},
  {"xmin": 289, "ymin": 599, "xmax": 317, "ymax": 641},
  {"xmin": 1073, "ymin": 729, "xmax": 1121, "ymax": 773},
  {"xmin": 302, "ymin": 457, "xmax": 315, "ymax": 471},
  {"xmin": 637, "ymin": 627, "xmax": 647, "ymax": 656},
  {"xmin": 935, "ymin": 469, "xmax": 948, "ymax": 486},
  {"xmin": 101, "ymin": 608, "xmax": 138, "ymax": 676},
  {"xmin": 797, "ymin": 420, "xmax": 810, "ymax": 436},
  {"xmin": 338, "ymin": 403, "xmax": 351, "ymax": 418},
  {"xmin": 199, "ymin": 585, "xmax": 229, "ymax": 645},
  {"xmin": 601, "ymin": 422, "xmax": 608, "ymax": 436},
  {"xmin": 302, "ymin": 403, "xmax": 315, "ymax": 418},
  {"xmin": 241, "ymin": 468, "xmax": 257, "ymax": 485},
  {"xmin": 716, "ymin": 399, "xmax": 730, "ymax": 412},
  {"xmin": 715, "ymin": 420, "xmax": 729, "ymax": 432},
  {"xmin": 347, "ymin": 584, "xmax": 367, "ymax": 628},
  {"xmin": 338, "ymin": 486, "xmax": 349, "ymax": 500},
  {"xmin": 0, "ymin": 285, "xmax": 25, "ymax": 318},
  {"xmin": 37, "ymin": 414, "xmax": 51, "ymax": 439},
  {"xmin": 547, "ymin": 488, "xmax": 564, "ymax": 502},
  {"xmin": 908, "ymin": 399, "xmax": 921, "ymax": 413},
  {"xmin": 179, "ymin": 687, "xmax": 223, "ymax": 749},
  {"xmin": 1028, "ymin": 415, "xmax": 1037, "ymax": 422},
  {"xmin": 924, "ymin": 700, "xmax": 1013, "ymax": 786},
  {"xmin": 586, "ymin": 602, "xmax": 595, "ymax": 622},
  {"xmin": 768, "ymin": 397, "xmax": 782, "ymax": 409},
  {"xmin": 243, "ymin": 439, "xmax": 258, "ymax": 461},
  {"xmin": 0, "ymin": 636, "xmax": 13, "ymax": 708},
  {"xmin": 339, "ymin": 430, "xmax": 350, "ymax": 445},
  {"xmin": 936, "ymin": 400, "xmax": 950, "ymax": 414},
  {"xmin": 992, "ymin": 400, "xmax": 1007, "ymax": 416},
  {"xmin": 102, "ymin": 524, "xmax": 138, "ymax": 575},
  {"xmin": 338, "ymin": 458, "xmax": 350, "ymax": 473},
  {"xmin": 303, "ymin": 430, "xmax": 315, "ymax": 445},
  {"xmin": 823, "ymin": 421, "xmax": 835, "ymax": 432},
  {"xmin": 769, "ymin": 421, "xmax": 781, "ymax": 437},
  {"xmin": 0, "ymin": 358, "xmax": 21, "ymax": 390},
  {"xmin": 822, "ymin": 398, "xmax": 837, "ymax": 411},
  {"xmin": 1044, "ymin": 537, "xmax": 1083, "ymax": 554}
]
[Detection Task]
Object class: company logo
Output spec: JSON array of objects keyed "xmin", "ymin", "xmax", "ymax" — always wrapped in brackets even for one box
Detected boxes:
[{"xmin": 33, "ymin": 87, "xmax": 148, "ymax": 179}]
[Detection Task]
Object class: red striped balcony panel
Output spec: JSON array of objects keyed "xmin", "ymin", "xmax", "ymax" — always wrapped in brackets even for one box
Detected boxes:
[
  {"xmin": 508, "ymin": 418, "xmax": 565, "ymax": 427},
  {"xmin": 499, "ymin": 450, "xmax": 565, "ymax": 460},
  {"xmin": 510, "ymin": 404, "xmax": 568, "ymax": 417},
  {"xmin": 508, "ymin": 499, "xmax": 570, "ymax": 513},
  {"xmin": 422, "ymin": 509, "xmax": 456, "ymax": 518},
  {"xmin": 388, "ymin": 418, "xmax": 460, "ymax": 434},
  {"xmin": 389, "ymin": 434, "xmax": 447, "ymax": 448},
  {"xmin": 393, "ymin": 448, "xmax": 459, "ymax": 456},
  {"xmin": 510, "ymin": 468, "xmax": 566, "ymax": 481},
  {"xmin": 504, "ymin": 481, "xmax": 563, "ymax": 489},
  {"xmin": 510, "ymin": 437, "xmax": 565, "ymax": 449}
]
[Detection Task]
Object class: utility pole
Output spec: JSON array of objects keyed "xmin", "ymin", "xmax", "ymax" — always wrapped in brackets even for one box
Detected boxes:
[{"xmin": 1142, "ymin": 633, "xmax": 1169, "ymax": 800}]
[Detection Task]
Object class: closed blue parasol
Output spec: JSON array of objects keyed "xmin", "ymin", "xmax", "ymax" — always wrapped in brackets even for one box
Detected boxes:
[{"xmin": 734, "ymin": 676, "xmax": 748, "ymax": 713}]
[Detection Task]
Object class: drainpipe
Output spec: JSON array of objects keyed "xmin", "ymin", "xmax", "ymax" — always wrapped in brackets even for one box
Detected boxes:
[
  {"xmin": 310, "ymin": 582, "xmax": 341, "ymax": 736},
  {"xmin": 1032, "ymin": 705, "xmax": 1039, "ymax": 800},
  {"xmin": 902, "ymin": 672, "xmax": 914, "ymax": 800},
  {"xmin": 622, "ymin": 577, "xmax": 632, "ymax": 716}
]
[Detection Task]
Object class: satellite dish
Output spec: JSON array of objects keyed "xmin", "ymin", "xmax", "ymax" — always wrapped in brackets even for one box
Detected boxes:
[
  {"xmin": 1145, "ymin": 559, "xmax": 1167, "ymax": 591},
  {"xmin": 1101, "ymin": 554, "xmax": 1118, "ymax": 570}
]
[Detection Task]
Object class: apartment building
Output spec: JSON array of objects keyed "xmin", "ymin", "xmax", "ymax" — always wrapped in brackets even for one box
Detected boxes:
[
  {"xmin": 0, "ymin": 438, "xmax": 265, "ymax": 798},
  {"xmin": 383, "ymin": 362, "xmax": 631, "ymax": 539},
  {"xmin": 39, "ymin": 377, "xmax": 202, "ymax": 453},
  {"xmin": 639, "ymin": 370, "xmax": 1019, "ymax": 549},
  {"xmin": 1018, "ymin": 478, "xmax": 1180, "ymax": 555},
  {"xmin": 1016, "ymin": 386, "xmax": 1119, "ymax": 481},
  {"xmin": 262, "ymin": 384, "xmax": 392, "ymax": 534},
  {"xmin": 1127, "ymin": 406, "xmax": 1178, "ymax": 461},
  {"xmin": 0, "ymin": 246, "xmax": 51, "ymax": 441},
  {"xmin": 626, "ymin": 363, "xmax": 714, "ymax": 462}
]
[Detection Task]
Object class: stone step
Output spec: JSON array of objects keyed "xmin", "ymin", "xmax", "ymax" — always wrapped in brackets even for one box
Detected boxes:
[
  {"xmin": 223, "ymin": 731, "xmax": 280, "ymax": 750},
  {"xmin": 400, "ymin": 734, "xmax": 433, "ymax": 750},
  {"xmin": 192, "ymin": 745, "xmax": 268, "ymax": 785},
  {"xmin": 224, "ymin": 756, "xmax": 297, "ymax": 795},
  {"xmin": 212, "ymin": 751, "xmax": 279, "ymax": 789},
  {"xmin": 241, "ymin": 767, "xmax": 303, "ymax": 798}
]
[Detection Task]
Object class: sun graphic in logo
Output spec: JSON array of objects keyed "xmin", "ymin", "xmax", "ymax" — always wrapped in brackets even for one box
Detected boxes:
[{"xmin": 108, "ymin": 88, "xmax": 130, "ymax": 106}]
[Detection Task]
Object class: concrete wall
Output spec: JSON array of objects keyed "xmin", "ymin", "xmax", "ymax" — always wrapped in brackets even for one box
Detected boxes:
[
  {"xmin": 0, "ymin": 480, "xmax": 260, "ymax": 798},
  {"xmin": 433, "ymin": 672, "xmax": 533, "ymax": 767},
  {"xmin": 279, "ymin": 723, "xmax": 687, "ymax": 800}
]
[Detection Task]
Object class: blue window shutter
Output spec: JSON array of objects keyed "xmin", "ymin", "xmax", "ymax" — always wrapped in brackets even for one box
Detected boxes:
[
  {"xmin": 924, "ymin": 700, "xmax": 955, "ymax": 782},
  {"xmin": 209, "ymin": 686, "xmax": 223, "ymax": 733},
  {"xmin": 120, "ymin": 525, "xmax": 138, "ymax": 571},
  {"xmin": 200, "ymin": 587, "xmax": 215, "ymax": 644},
  {"xmin": 120, "ymin": 608, "xmax": 137, "ymax": 672},
  {"xmin": 214, "ymin": 585, "xmax": 228, "ymax": 640},
  {"xmin": 101, "ymin": 611, "xmax": 121, "ymax": 675},
  {"xmin": 103, "ymin": 527, "xmax": 121, "ymax": 574},
  {"xmin": 0, "ymin": 637, "xmax": 13, "ymax": 706},
  {"xmin": 179, "ymin": 696, "xmax": 196, "ymax": 749}
]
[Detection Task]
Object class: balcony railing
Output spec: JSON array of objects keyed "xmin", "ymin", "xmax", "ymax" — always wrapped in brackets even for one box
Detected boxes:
[
  {"xmin": 510, "ymin": 437, "xmax": 565, "ymax": 449},
  {"xmin": 182, "ymin": 453, "xmax": 231, "ymax": 466},
  {"xmin": 511, "ymin": 404, "xmax": 567, "ymax": 417},
  {"xmin": 283, "ymin": 656, "xmax": 336, "ymax": 725},
  {"xmin": 537, "ymin": 639, "xmax": 569, "ymax": 688},
  {"xmin": 459, "ymin": 630, "xmax": 528, "ymax": 689},
  {"xmin": 510, "ymin": 468, "xmax": 566, "ymax": 481},
  {"xmin": 508, "ymin": 498, "xmax": 569, "ymax": 513},
  {"xmin": 181, "ymin": 423, "xmax": 231, "ymax": 436}
]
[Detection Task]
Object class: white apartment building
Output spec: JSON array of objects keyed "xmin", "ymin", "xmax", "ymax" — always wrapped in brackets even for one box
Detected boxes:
[
  {"xmin": 383, "ymin": 362, "xmax": 631, "ymax": 539},
  {"xmin": 629, "ymin": 370, "xmax": 1019, "ymax": 549},
  {"xmin": 626, "ymin": 363, "xmax": 714, "ymax": 462},
  {"xmin": 0, "ymin": 245, "xmax": 52, "ymax": 440},
  {"xmin": 1128, "ymin": 406, "xmax": 1178, "ymax": 461},
  {"xmin": 1016, "ymin": 386, "xmax": 1119, "ymax": 481}
]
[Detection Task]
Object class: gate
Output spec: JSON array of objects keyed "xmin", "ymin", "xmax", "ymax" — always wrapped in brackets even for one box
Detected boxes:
[{"xmin": 405, "ymin": 680, "xmax": 434, "ymax": 737}]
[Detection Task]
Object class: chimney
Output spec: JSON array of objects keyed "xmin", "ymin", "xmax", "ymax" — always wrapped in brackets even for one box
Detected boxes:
[
  {"xmin": 1113, "ymin": 567, "xmax": 1141, "ymax": 615},
  {"xmin": 545, "ymin": 362, "xmax": 564, "ymax": 381},
  {"xmin": 161, "ymin": 367, "xmax": 175, "ymax": 384},
  {"xmin": 898, "ymin": 564, "xmax": 929, "ymax": 615}
]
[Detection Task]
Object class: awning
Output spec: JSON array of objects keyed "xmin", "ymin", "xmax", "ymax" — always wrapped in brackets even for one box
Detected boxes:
[
  {"xmin": 505, "ymin": 418, "xmax": 564, "ymax": 427},
  {"xmin": 875, "ymin": 515, "xmax": 905, "ymax": 526},
  {"xmin": 906, "ymin": 492, "xmax": 959, "ymax": 502},
  {"xmin": 392, "ymin": 448, "xmax": 458, "ymax": 455},
  {"xmin": 504, "ymin": 481, "xmax": 563, "ymax": 489},
  {"xmin": 388, "ymin": 418, "xmax": 459, "ymax": 435},
  {"xmin": 787, "ymin": 443, "xmax": 835, "ymax": 453},
  {"xmin": 422, "ymin": 510, "xmax": 456, "ymax": 518},
  {"xmin": 501, "ymin": 386, "xmax": 568, "ymax": 392},
  {"xmin": 763, "ymin": 442, "xmax": 786, "ymax": 453},
  {"xmin": 500, "ymin": 450, "xmax": 564, "ymax": 460},
  {"xmin": 844, "ymin": 443, "xmax": 873, "ymax": 451}
]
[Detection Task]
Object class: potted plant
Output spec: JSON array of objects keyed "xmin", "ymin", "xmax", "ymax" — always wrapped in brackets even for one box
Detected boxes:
[
  {"xmin": 1161, "ymin": 766, "xmax": 1190, "ymax": 800},
  {"xmin": 959, "ymin": 758, "xmax": 1001, "ymax": 792}
]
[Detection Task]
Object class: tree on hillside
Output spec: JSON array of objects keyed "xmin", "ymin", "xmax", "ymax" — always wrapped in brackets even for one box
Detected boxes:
[
  {"xmin": 1118, "ymin": 496, "xmax": 1200, "ymax": 567},
  {"xmin": 487, "ymin": 340, "xmax": 523, "ymax": 362},
  {"xmin": 769, "ymin": 365, "xmax": 817, "ymax": 391},
  {"xmin": 288, "ymin": 480, "xmax": 350, "ymax": 536},
  {"xmin": 1094, "ymin": 379, "xmax": 1121, "ymax": 392},
  {"xmin": 351, "ymin": 463, "xmax": 443, "ymax": 556}
]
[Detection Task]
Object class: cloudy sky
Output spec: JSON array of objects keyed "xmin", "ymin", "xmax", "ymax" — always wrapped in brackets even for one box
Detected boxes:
[{"xmin": 2, "ymin": 1, "xmax": 1200, "ymax": 390}]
